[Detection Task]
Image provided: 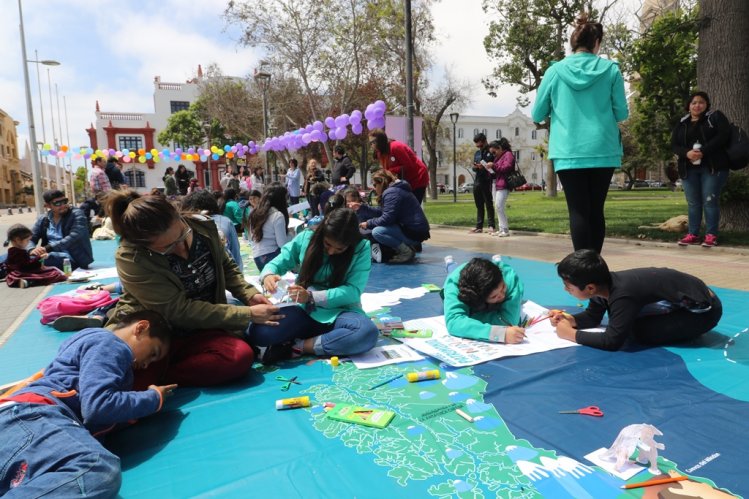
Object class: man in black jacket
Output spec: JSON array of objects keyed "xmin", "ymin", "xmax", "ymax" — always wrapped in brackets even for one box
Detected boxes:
[
  {"xmin": 470, "ymin": 133, "xmax": 496, "ymax": 233},
  {"xmin": 331, "ymin": 145, "xmax": 356, "ymax": 187},
  {"xmin": 30, "ymin": 190, "xmax": 94, "ymax": 270},
  {"xmin": 105, "ymin": 157, "xmax": 126, "ymax": 190}
]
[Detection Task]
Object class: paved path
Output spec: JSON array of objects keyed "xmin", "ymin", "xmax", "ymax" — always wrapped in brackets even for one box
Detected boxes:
[{"xmin": 1, "ymin": 212, "xmax": 746, "ymax": 339}]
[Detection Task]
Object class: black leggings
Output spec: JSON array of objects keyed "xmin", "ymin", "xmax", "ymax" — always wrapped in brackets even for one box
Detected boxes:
[
  {"xmin": 634, "ymin": 294, "xmax": 722, "ymax": 346},
  {"xmin": 473, "ymin": 183, "xmax": 495, "ymax": 230},
  {"xmin": 557, "ymin": 167, "xmax": 614, "ymax": 253}
]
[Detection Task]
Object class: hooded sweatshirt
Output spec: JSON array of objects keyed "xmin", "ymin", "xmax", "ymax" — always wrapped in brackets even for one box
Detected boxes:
[{"xmin": 531, "ymin": 52, "xmax": 628, "ymax": 171}]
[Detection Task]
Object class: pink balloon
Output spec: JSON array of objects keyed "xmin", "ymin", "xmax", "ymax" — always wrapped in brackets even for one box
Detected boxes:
[{"xmin": 123, "ymin": 156, "xmax": 132, "ymax": 163}]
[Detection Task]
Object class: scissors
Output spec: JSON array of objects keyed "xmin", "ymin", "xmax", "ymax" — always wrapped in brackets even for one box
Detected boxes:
[
  {"xmin": 275, "ymin": 376, "xmax": 301, "ymax": 391},
  {"xmin": 558, "ymin": 405, "xmax": 604, "ymax": 417}
]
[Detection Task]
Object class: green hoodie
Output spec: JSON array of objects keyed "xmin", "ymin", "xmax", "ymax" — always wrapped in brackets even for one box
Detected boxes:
[{"xmin": 531, "ymin": 52, "xmax": 628, "ymax": 171}]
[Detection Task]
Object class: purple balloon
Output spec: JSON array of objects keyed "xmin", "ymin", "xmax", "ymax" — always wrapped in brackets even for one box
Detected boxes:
[
  {"xmin": 349, "ymin": 114, "xmax": 361, "ymax": 125},
  {"xmin": 302, "ymin": 133, "xmax": 312, "ymax": 145},
  {"xmin": 175, "ymin": 148, "xmax": 183, "ymax": 155},
  {"xmin": 351, "ymin": 122, "xmax": 363, "ymax": 135},
  {"xmin": 187, "ymin": 147, "xmax": 195, "ymax": 154},
  {"xmin": 328, "ymin": 129, "xmax": 337, "ymax": 140},
  {"xmin": 313, "ymin": 120, "xmax": 324, "ymax": 131},
  {"xmin": 325, "ymin": 116, "xmax": 336, "ymax": 129},
  {"xmin": 310, "ymin": 129, "xmax": 322, "ymax": 141},
  {"xmin": 108, "ymin": 148, "xmax": 116, "ymax": 156},
  {"xmin": 351, "ymin": 109, "xmax": 362, "ymax": 120},
  {"xmin": 335, "ymin": 127, "xmax": 347, "ymax": 140},
  {"xmin": 320, "ymin": 132, "xmax": 328, "ymax": 143},
  {"xmin": 334, "ymin": 115, "xmax": 348, "ymax": 128}
]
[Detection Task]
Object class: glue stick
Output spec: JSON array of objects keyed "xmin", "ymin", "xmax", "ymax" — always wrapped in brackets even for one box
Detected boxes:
[
  {"xmin": 275, "ymin": 396, "xmax": 310, "ymax": 410},
  {"xmin": 406, "ymin": 370, "xmax": 441, "ymax": 383},
  {"xmin": 330, "ymin": 356, "xmax": 339, "ymax": 367}
]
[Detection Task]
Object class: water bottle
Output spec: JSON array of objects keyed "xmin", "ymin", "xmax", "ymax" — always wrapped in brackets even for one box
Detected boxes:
[
  {"xmin": 444, "ymin": 255, "xmax": 457, "ymax": 274},
  {"xmin": 63, "ymin": 258, "xmax": 72, "ymax": 276},
  {"xmin": 692, "ymin": 141, "xmax": 702, "ymax": 165}
]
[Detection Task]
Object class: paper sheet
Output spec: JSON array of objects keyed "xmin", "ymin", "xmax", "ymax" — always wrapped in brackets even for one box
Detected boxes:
[
  {"xmin": 69, "ymin": 266, "xmax": 119, "ymax": 281},
  {"xmin": 349, "ymin": 344, "xmax": 424, "ymax": 369},
  {"xmin": 361, "ymin": 287, "xmax": 430, "ymax": 313},
  {"xmin": 584, "ymin": 447, "xmax": 647, "ymax": 480},
  {"xmin": 397, "ymin": 301, "xmax": 579, "ymax": 367}
]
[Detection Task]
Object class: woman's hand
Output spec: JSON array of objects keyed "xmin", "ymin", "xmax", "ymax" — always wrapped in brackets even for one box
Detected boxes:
[
  {"xmin": 249, "ymin": 293, "xmax": 271, "ymax": 305},
  {"xmin": 686, "ymin": 150, "xmax": 703, "ymax": 161},
  {"xmin": 262, "ymin": 274, "xmax": 281, "ymax": 293},
  {"xmin": 359, "ymin": 221, "xmax": 368, "ymax": 230},
  {"xmin": 505, "ymin": 327, "xmax": 526, "ymax": 344},
  {"xmin": 554, "ymin": 318, "xmax": 578, "ymax": 342},
  {"xmin": 347, "ymin": 201, "xmax": 361, "ymax": 211},
  {"xmin": 250, "ymin": 304, "xmax": 284, "ymax": 326},
  {"xmin": 287, "ymin": 284, "xmax": 310, "ymax": 303}
]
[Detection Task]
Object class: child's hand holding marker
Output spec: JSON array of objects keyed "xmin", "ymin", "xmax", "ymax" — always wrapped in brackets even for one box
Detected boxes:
[
  {"xmin": 505, "ymin": 326, "xmax": 526, "ymax": 344},
  {"xmin": 548, "ymin": 309, "xmax": 576, "ymax": 327}
]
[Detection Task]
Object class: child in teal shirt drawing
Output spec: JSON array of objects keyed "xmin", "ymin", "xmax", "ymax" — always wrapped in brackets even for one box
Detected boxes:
[{"xmin": 443, "ymin": 257, "xmax": 525, "ymax": 343}]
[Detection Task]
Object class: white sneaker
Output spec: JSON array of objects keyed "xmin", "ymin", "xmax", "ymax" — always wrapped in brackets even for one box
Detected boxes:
[
  {"xmin": 371, "ymin": 243, "xmax": 382, "ymax": 263},
  {"xmin": 498, "ymin": 230, "xmax": 510, "ymax": 237}
]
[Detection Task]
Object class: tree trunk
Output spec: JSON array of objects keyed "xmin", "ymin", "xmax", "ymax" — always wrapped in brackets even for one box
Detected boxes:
[{"xmin": 698, "ymin": 0, "xmax": 749, "ymax": 230}]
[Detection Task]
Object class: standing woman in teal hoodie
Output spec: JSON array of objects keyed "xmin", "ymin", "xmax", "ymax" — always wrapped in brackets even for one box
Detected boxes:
[{"xmin": 531, "ymin": 13, "xmax": 628, "ymax": 254}]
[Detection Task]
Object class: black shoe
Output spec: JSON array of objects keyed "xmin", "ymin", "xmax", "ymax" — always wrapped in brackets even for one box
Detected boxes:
[
  {"xmin": 412, "ymin": 242, "xmax": 423, "ymax": 253},
  {"xmin": 261, "ymin": 342, "xmax": 294, "ymax": 365},
  {"xmin": 52, "ymin": 315, "xmax": 104, "ymax": 332}
]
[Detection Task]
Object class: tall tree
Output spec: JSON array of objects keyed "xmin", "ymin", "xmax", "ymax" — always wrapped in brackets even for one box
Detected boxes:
[
  {"xmin": 157, "ymin": 108, "xmax": 205, "ymax": 150},
  {"xmin": 697, "ymin": 0, "xmax": 749, "ymax": 230}
]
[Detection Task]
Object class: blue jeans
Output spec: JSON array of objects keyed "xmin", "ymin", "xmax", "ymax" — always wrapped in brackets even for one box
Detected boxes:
[
  {"xmin": 44, "ymin": 251, "xmax": 75, "ymax": 271},
  {"xmin": 248, "ymin": 305, "xmax": 378, "ymax": 356},
  {"xmin": 372, "ymin": 225, "xmax": 415, "ymax": 250},
  {"xmin": 0, "ymin": 402, "xmax": 121, "ymax": 497},
  {"xmin": 254, "ymin": 249, "xmax": 281, "ymax": 272},
  {"xmin": 682, "ymin": 168, "xmax": 729, "ymax": 235}
]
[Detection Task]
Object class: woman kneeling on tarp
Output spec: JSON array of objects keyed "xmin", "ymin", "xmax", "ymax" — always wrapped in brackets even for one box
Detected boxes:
[
  {"xmin": 251, "ymin": 207, "xmax": 379, "ymax": 363},
  {"xmin": 443, "ymin": 257, "xmax": 526, "ymax": 344}
]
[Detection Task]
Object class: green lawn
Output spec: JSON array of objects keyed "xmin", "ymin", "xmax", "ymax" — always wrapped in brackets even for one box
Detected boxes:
[{"xmin": 424, "ymin": 190, "xmax": 749, "ymax": 246}]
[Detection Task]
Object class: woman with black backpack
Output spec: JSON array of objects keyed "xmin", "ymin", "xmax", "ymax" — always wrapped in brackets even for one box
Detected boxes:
[{"xmin": 671, "ymin": 91, "xmax": 731, "ymax": 248}]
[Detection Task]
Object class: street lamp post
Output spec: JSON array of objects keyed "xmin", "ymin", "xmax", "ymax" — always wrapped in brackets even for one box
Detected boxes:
[
  {"xmin": 17, "ymin": 0, "xmax": 46, "ymax": 213},
  {"xmin": 450, "ymin": 112, "xmax": 459, "ymax": 203},
  {"xmin": 254, "ymin": 69, "xmax": 272, "ymax": 181},
  {"xmin": 203, "ymin": 122, "xmax": 211, "ymax": 190}
]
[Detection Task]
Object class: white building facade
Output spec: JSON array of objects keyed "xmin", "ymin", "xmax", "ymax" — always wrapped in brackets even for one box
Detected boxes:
[
  {"xmin": 435, "ymin": 108, "xmax": 547, "ymax": 189},
  {"xmin": 88, "ymin": 69, "xmax": 227, "ymax": 192}
]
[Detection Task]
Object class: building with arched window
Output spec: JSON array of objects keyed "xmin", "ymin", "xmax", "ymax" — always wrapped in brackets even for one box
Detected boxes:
[{"xmin": 436, "ymin": 108, "xmax": 547, "ymax": 189}]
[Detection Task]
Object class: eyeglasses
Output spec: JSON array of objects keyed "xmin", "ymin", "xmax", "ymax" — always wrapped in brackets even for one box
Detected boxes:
[
  {"xmin": 150, "ymin": 220, "xmax": 192, "ymax": 256},
  {"xmin": 50, "ymin": 198, "xmax": 68, "ymax": 207}
]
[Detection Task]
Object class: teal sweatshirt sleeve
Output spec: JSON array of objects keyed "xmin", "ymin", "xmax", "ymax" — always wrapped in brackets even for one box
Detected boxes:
[
  {"xmin": 443, "ymin": 261, "xmax": 525, "ymax": 342},
  {"xmin": 611, "ymin": 66, "xmax": 628, "ymax": 122},
  {"xmin": 531, "ymin": 67, "xmax": 555, "ymax": 123}
]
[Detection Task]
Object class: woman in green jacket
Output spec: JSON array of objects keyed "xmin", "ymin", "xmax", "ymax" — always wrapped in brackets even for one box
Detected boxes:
[
  {"xmin": 443, "ymin": 257, "xmax": 525, "ymax": 343},
  {"xmin": 104, "ymin": 190, "xmax": 283, "ymax": 387},
  {"xmin": 253, "ymin": 208, "xmax": 378, "ymax": 362},
  {"xmin": 531, "ymin": 13, "xmax": 628, "ymax": 254}
]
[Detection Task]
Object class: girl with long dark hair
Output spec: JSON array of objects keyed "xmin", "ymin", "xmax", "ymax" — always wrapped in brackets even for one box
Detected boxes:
[
  {"xmin": 247, "ymin": 185, "xmax": 290, "ymax": 271},
  {"xmin": 251, "ymin": 208, "xmax": 378, "ymax": 362}
]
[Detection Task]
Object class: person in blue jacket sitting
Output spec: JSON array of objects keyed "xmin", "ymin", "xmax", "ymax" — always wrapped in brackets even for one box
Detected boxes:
[
  {"xmin": 350, "ymin": 169, "xmax": 430, "ymax": 264},
  {"xmin": 0, "ymin": 310, "xmax": 176, "ymax": 498},
  {"xmin": 443, "ymin": 257, "xmax": 526, "ymax": 343},
  {"xmin": 252, "ymin": 207, "xmax": 378, "ymax": 363},
  {"xmin": 28, "ymin": 189, "xmax": 94, "ymax": 271}
]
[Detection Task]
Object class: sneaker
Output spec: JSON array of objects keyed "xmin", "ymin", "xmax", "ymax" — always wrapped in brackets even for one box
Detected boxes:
[
  {"xmin": 52, "ymin": 315, "xmax": 104, "ymax": 332},
  {"xmin": 487, "ymin": 227, "xmax": 497, "ymax": 235},
  {"xmin": 371, "ymin": 243, "xmax": 382, "ymax": 263},
  {"xmin": 678, "ymin": 233, "xmax": 702, "ymax": 246},
  {"xmin": 702, "ymin": 234, "xmax": 717, "ymax": 247},
  {"xmin": 498, "ymin": 230, "xmax": 510, "ymax": 237},
  {"xmin": 468, "ymin": 228, "xmax": 482, "ymax": 233}
]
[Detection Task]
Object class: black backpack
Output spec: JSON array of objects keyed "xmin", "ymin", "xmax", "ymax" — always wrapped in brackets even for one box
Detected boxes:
[
  {"xmin": 726, "ymin": 122, "xmax": 749, "ymax": 170},
  {"xmin": 707, "ymin": 111, "xmax": 749, "ymax": 170}
]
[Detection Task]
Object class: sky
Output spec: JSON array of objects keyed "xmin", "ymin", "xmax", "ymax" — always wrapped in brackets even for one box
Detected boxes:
[{"xmin": 1, "ymin": 0, "xmax": 639, "ymax": 163}]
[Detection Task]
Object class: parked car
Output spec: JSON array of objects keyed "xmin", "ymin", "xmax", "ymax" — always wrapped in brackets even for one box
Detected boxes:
[
  {"xmin": 436, "ymin": 183, "xmax": 454, "ymax": 194},
  {"xmin": 458, "ymin": 182, "xmax": 474, "ymax": 193},
  {"xmin": 514, "ymin": 183, "xmax": 543, "ymax": 191},
  {"xmin": 632, "ymin": 179, "xmax": 650, "ymax": 188},
  {"xmin": 608, "ymin": 181, "xmax": 623, "ymax": 190}
]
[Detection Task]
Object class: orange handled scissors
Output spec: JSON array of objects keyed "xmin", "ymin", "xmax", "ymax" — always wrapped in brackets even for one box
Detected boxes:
[{"xmin": 558, "ymin": 405, "xmax": 604, "ymax": 417}]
